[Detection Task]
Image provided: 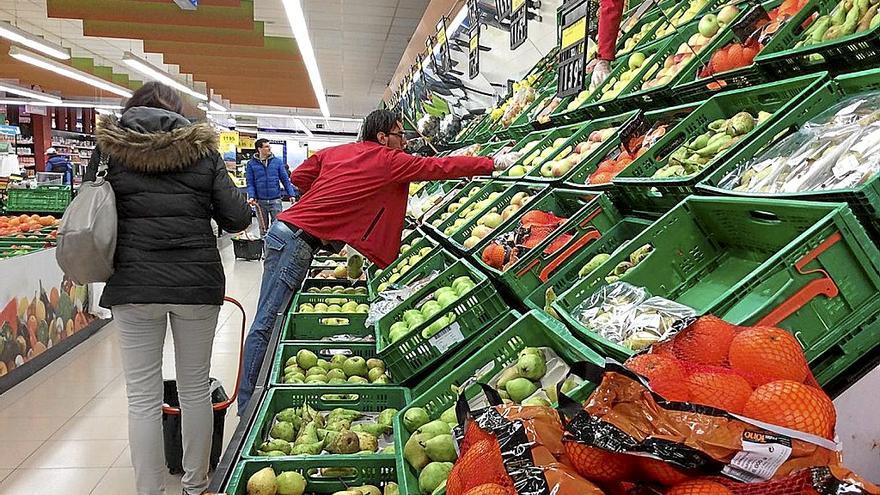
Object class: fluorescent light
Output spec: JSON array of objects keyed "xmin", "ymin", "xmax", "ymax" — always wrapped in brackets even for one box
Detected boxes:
[
  {"xmin": 10, "ymin": 46, "xmax": 133, "ymax": 98},
  {"xmin": 122, "ymin": 51, "xmax": 207, "ymax": 101},
  {"xmin": 0, "ymin": 98, "xmax": 30, "ymax": 105},
  {"xmin": 0, "ymin": 82, "xmax": 61, "ymax": 104},
  {"xmin": 27, "ymin": 100, "xmax": 124, "ymax": 110},
  {"xmin": 208, "ymin": 100, "xmax": 227, "ymax": 112},
  {"xmin": 282, "ymin": 0, "xmax": 330, "ymax": 118},
  {"xmin": 0, "ymin": 21, "xmax": 70, "ymax": 60}
]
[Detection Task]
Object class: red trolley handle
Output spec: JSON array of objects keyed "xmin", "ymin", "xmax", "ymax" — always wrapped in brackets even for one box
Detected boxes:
[{"xmin": 162, "ymin": 296, "xmax": 246, "ymax": 415}]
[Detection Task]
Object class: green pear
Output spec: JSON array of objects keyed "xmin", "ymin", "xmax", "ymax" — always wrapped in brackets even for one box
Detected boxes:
[
  {"xmin": 348, "ymin": 375, "xmax": 369, "ymax": 384},
  {"xmin": 496, "ymin": 367, "xmax": 521, "ymax": 390},
  {"xmin": 522, "ymin": 397, "xmax": 551, "ymax": 406},
  {"xmin": 506, "ymin": 378, "xmax": 538, "ymax": 403},
  {"xmin": 381, "ymin": 445, "xmax": 395, "ymax": 454},
  {"xmin": 544, "ymin": 377, "xmax": 578, "ymax": 404},
  {"xmin": 343, "ymin": 356, "xmax": 369, "ymax": 377},
  {"xmin": 352, "ymin": 422, "xmax": 390, "ymax": 437},
  {"xmin": 247, "ymin": 467, "xmax": 277, "ymax": 495},
  {"xmin": 355, "ymin": 431, "xmax": 379, "ymax": 452},
  {"xmin": 264, "ymin": 450, "xmax": 287, "ymax": 457},
  {"xmin": 422, "ymin": 434, "xmax": 456, "ymax": 462},
  {"xmin": 372, "ymin": 374, "xmax": 391, "ymax": 384},
  {"xmin": 355, "ymin": 485, "xmax": 381, "ymax": 495},
  {"xmin": 306, "ymin": 367, "xmax": 327, "ymax": 377},
  {"xmin": 404, "ymin": 433, "xmax": 430, "ymax": 471},
  {"xmin": 276, "ymin": 407, "xmax": 299, "ymax": 424},
  {"xmin": 366, "ymin": 358, "xmax": 385, "ymax": 370},
  {"xmin": 419, "ymin": 462, "xmax": 453, "ymax": 495},
  {"xmin": 296, "ymin": 349, "xmax": 318, "ymax": 369},
  {"xmin": 317, "ymin": 359, "xmax": 332, "ymax": 372},
  {"xmin": 415, "ymin": 420, "xmax": 451, "ymax": 440},
  {"xmin": 330, "ymin": 353, "xmax": 347, "ymax": 368},
  {"xmin": 259, "ymin": 438, "xmax": 292, "ymax": 455},
  {"xmin": 377, "ymin": 408, "xmax": 398, "ymax": 426},
  {"xmin": 516, "ymin": 353, "xmax": 546, "ymax": 380},
  {"xmin": 439, "ymin": 406, "xmax": 456, "ymax": 424},
  {"xmin": 276, "ymin": 471, "xmax": 307, "ymax": 495},
  {"xmin": 285, "ymin": 356, "xmax": 298, "ymax": 367},
  {"xmin": 518, "ymin": 347, "xmax": 542, "ymax": 358},
  {"xmin": 305, "ymin": 376, "xmax": 328, "ymax": 384},
  {"xmin": 325, "ymin": 430, "xmax": 360, "ymax": 454},
  {"xmin": 404, "ymin": 408, "xmax": 430, "ymax": 433},
  {"xmin": 384, "ymin": 482, "xmax": 399, "ymax": 495},
  {"xmin": 368, "ymin": 367, "xmax": 386, "ymax": 382},
  {"xmin": 291, "ymin": 441, "xmax": 323, "ymax": 455},
  {"xmin": 325, "ymin": 368, "xmax": 346, "ymax": 380},
  {"xmin": 270, "ymin": 421, "xmax": 296, "ymax": 442}
]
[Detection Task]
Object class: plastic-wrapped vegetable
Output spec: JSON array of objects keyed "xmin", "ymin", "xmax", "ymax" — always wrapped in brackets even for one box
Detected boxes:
[{"xmin": 719, "ymin": 92, "xmax": 880, "ymax": 193}]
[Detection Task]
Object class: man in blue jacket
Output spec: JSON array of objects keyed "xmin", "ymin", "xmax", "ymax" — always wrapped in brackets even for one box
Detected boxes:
[
  {"xmin": 45, "ymin": 148, "xmax": 73, "ymax": 185},
  {"xmin": 246, "ymin": 138, "xmax": 298, "ymax": 236}
]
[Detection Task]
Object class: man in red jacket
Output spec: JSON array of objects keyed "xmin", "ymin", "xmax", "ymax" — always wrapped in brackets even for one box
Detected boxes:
[
  {"xmin": 590, "ymin": 0, "xmax": 627, "ymax": 88},
  {"xmin": 238, "ymin": 109, "xmax": 518, "ymax": 411}
]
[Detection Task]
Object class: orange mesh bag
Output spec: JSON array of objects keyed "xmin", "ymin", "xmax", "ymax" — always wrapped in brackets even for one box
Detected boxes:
[
  {"xmin": 624, "ymin": 316, "xmax": 834, "ymax": 437},
  {"xmin": 560, "ymin": 367, "xmax": 846, "ymax": 487},
  {"xmin": 662, "ymin": 466, "xmax": 879, "ymax": 494},
  {"xmin": 448, "ymin": 397, "xmax": 603, "ymax": 495}
]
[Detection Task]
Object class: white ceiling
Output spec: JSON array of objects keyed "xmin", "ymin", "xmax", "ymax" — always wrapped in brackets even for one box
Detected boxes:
[{"xmin": 0, "ymin": 0, "xmax": 429, "ymax": 118}]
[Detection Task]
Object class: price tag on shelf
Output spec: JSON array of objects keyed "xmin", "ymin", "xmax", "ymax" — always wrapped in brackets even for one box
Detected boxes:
[
  {"xmin": 556, "ymin": 0, "xmax": 593, "ymax": 98},
  {"xmin": 469, "ymin": 25, "xmax": 481, "ymax": 79},
  {"xmin": 510, "ymin": 0, "xmax": 528, "ymax": 49},
  {"xmin": 429, "ymin": 322, "xmax": 465, "ymax": 353}
]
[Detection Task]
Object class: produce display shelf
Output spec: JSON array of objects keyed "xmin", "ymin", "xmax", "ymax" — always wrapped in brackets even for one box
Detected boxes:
[
  {"xmin": 270, "ymin": 342, "xmax": 384, "ymax": 386},
  {"xmin": 470, "ymin": 190, "xmax": 622, "ymax": 302},
  {"xmin": 698, "ymin": 66, "xmax": 880, "ymax": 242},
  {"xmin": 422, "ymin": 180, "xmax": 494, "ymax": 232},
  {"xmin": 375, "ymin": 259, "xmax": 507, "ymax": 384},
  {"xmin": 241, "ymin": 386, "xmax": 410, "ymax": 460},
  {"xmin": 367, "ymin": 237, "xmax": 439, "ymax": 299},
  {"xmin": 612, "ymin": 72, "xmax": 827, "ymax": 216},
  {"xmin": 552, "ymin": 197, "xmax": 880, "ymax": 387},
  {"xmin": 224, "ymin": 457, "xmax": 397, "ymax": 495},
  {"xmin": 393, "ymin": 310, "xmax": 604, "ymax": 495},
  {"xmin": 5, "ymin": 186, "xmax": 71, "ymax": 213}
]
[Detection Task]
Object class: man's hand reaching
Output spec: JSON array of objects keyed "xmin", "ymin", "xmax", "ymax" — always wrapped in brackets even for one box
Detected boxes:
[{"xmin": 493, "ymin": 151, "xmax": 525, "ymax": 172}]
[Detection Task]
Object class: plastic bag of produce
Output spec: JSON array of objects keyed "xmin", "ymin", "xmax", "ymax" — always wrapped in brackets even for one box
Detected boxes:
[
  {"xmin": 656, "ymin": 467, "xmax": 879, "ymax": 494},
  {"xmin": 447, "ymin": 398, "xmax": 603, "ymax": 495},
  {"xmin": 720, "ymin": 92, "xmax": 880, "ymax": 193},
  {"xmin": 572, "ymin": 282, "xmax": 696, "ymax": 351},
  {"xmin": 365, "ymin": 272, "xmax": 441, "ymax": 326}
]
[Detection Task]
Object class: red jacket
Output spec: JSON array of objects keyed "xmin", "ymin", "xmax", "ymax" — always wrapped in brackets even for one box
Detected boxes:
[
  {"xmin": 598, "ymin": 0, "xmax": 626, "ymax": 61},
  {"xmin": 278, "ymin": 141, "xmax": 494, "ymax": 268}
]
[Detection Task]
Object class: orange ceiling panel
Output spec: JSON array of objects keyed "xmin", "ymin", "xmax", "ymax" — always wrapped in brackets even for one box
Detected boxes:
[
  {"xmin": 47, "ymin": 0, "xmax": 255, "ymax": 30},
  {"xmin": 144, "ymin": 38, "xmax": 299, "ymax": 60},
  {"xmin": 82, "ymin": 20, "xmax": 266, "ymax": 46}
]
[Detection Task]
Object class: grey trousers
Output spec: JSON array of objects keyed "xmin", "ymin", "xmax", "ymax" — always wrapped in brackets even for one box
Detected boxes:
[{"xmin": 113, "ymin": 304, "xmax": 220, "ymax": 495}]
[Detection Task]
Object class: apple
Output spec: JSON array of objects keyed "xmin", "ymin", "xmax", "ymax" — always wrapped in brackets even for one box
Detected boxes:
[
  {"xmin": 508, "ymin": 165, "xmax": 527, "ymax": 176},
  {"xmin": 463, "ymin": 236, "xmax": 480, "ymax": 249},
  {"xmin": 472, "ymin": 225, "xmax": 493, "ymax": 239},
  {"xmin": 551, "ymin": 161, "xmax": 572, "ymax": 177},
  {"xmin": 479, "ymin": 212, "xmax": 503, "ymax": 228}
]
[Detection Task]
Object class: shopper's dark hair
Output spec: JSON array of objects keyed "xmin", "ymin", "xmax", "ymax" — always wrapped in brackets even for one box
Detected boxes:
[
  {"xmin": 123, "ymin": 81, "xmax": 183, "ymax": 114},
  {"xmin": 255, "ymin": 138, "xmax": 270, "ymax": 150},
  {"xmin": 361, "ymin": 109, "xmax": 401, "ymax": 143}
]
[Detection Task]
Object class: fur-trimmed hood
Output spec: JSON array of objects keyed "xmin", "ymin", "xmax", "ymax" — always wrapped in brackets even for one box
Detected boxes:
[{"xmin": 96, "ymin": 106, "xmax": 218, "ymax": 173}]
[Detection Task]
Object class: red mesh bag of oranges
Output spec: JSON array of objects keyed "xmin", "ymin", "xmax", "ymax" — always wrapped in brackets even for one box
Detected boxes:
[
  {"xmin": 657, "ymin": 466, "xmax": 879, "ymax": 494},
  {"xmin": 447, "ymin": 402, "xmax": 603, "ymax": 495}
]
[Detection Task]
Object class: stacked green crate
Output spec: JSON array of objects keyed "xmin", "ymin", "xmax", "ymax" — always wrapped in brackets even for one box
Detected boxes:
[{"xmin": 552, "ymin": 196, "xmax": 880, "ymax": 385}]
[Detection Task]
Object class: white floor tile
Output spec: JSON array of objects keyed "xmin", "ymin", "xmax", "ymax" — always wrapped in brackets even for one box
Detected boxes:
[
  {"xmin": 19, "ymin": 439, "xmax": 127, "ymax": 469},
  {"xmin": 0, "ymin": 467, "xmax": 107, "ymax": 494}
]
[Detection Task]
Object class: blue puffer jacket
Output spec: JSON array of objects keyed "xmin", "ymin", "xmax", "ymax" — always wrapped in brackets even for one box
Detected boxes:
[
  {"xmin": 245, "ymin": 154, "xmax": 298, "ymax": 201},
  {"xmin": 46, "ymin": 154, "xmax": 73, "ymax": 185}
]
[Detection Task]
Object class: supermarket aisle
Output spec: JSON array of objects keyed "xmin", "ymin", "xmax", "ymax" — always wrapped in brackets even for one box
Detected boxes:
[{"xmin": 0, "ymin": 236, "xmax": 264, "ymax": 494}]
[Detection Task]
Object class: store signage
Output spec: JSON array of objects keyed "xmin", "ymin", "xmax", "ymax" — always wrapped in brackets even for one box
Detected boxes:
[
  {"xmin": 510, "ymin": 0, "xmax": 528, "ymax": 50},
  {"xmin": 436, "ymin": 17, "xmax": 451, "ymax": 74},
  {"xmin": 468, "ymin": 0, "xmax": 481, "ymax": 24},
  {"xmin": 469, "ymin": 25, "xmax": 481, "ymax": 79},
  {"xmin": 496, "ymin": 0, "xmax": 512, "ymax": 19},
  {"xmin": 0, "ymin": 125, "xmax": 20, "ymax": 136},
  {"xmin": 557, "ymin": 0, "xmax": 592, "ymax": 98}
]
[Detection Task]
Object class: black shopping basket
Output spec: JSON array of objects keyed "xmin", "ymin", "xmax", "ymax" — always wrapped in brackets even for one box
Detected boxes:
[
  {"xmin": 232, "ymin": 202, "xmax": 266, "ymax": 261},
  {"xmin": 162, "ymin": 296, "xmax": 246, "ymax": 474}
]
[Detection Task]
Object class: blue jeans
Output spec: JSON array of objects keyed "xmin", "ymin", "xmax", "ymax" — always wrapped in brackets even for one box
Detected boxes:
[
  {"xmin": 256, "ymin": 199, "xmax": 283, "ymax": 237},
  {"xmin": 238, "ymin": 221, "xmax": 314, "ymax": 412}
]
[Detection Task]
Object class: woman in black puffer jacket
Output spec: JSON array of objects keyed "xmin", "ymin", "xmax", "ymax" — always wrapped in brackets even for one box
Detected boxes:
[{"xmin": 85, "ymin": 82, "xmax": 250, "ymax": 495}]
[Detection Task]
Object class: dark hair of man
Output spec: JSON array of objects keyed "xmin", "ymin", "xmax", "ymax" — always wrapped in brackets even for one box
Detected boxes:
[
  {"xmin": 361, "ymin": 109, "xmax": 401, "ymax": 143},
  {"xmin": 255, "ymin": 138, "xmax": 270, "ymax": 150},
  {"xmin": 123, "ymin": 81, "xmax": 184, "ymax": 114}
]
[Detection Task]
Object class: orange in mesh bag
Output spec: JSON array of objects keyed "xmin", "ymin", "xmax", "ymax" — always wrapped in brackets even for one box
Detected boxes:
[
  {"xmin": 561, "ymin": 367, "xmax": 844, "ymax": 485},
  {"xmin": 662, "ymin": 466, "xmax": 879, "ymax": 495},
  {"xmin": 448, "ymin": 395, "xmax": 603, "ymax": 495}
]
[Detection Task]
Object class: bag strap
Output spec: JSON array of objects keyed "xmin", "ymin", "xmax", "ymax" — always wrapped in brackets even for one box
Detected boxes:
[{"xmin": 96, "ymin": 151, "xmax": 110, "ymax": 178}]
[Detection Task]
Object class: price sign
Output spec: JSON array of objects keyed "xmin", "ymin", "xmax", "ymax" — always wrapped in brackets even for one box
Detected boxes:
[
  {"xmin": 510, "ymin": 0, "xmax": 528, "ymax": 49},
  {"xmin": 496, "ymin": 0, "xmax": 512, "ymax": 19},
  {"xmin": 556, "ymin": 0, "xmax": 592, "ymax": 98},
  {"xmin": 469, "ymin": 25, "xmax": 481, "ymax": 79},
  {"xmin": 731, "ymin": 2, "xmax": 770, "ymax": 43},
  {"xmin": 468, "ymin": 0, "xmax": 480, "ymax": 24},
  {"xmin": 436, "ymin": 17, "xmax": 451, "ymax": 73}
]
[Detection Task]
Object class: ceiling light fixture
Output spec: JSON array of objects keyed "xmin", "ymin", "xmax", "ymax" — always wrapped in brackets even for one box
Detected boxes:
[
  {"xmin": 28, "ymin": 100, "xmax": 124, "ymax": 110},
  {"xmin": 122, "ymin": 51, "xmax": 207, "ymax": 101},
  {"xmin": 9, "ymin": 46, "xmax": 133, "ymax": 98},
  {"xmin": 0, "ymin": 21, "xmax": 70, "ymax": 60},
  {"xmin": 282, "ymin": 0, "xmax": 330, "ymax": 118},
  {"xmin": 0, "ymin": 83, "xmax": 61, "ymax": 104}
]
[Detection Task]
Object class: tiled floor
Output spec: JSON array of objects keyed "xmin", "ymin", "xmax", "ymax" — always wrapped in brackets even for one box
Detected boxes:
[{"xmin": 0, "ymin": 237, "xmax": 264, "ymax": 494}]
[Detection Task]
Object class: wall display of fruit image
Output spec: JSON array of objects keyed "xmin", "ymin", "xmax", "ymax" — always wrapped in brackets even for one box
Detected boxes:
[{"xmin": 0, "ymin": 247, "xmax": 94, "ymax": 379}]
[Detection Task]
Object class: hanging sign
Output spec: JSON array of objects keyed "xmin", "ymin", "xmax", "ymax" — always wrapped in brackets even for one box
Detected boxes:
[
  {"xmin": 436, "ymin": 17, "xmax": 451, "ymax": 74},
  {"xmin": 469, "ymin": 25, "xmax": 480, "ymax": 79},
  {"xmin": 496, "ymin": 0, "xmax": 512, "ymax": 19},
  {"xmin": 510, "ymin": 0, "xmax": 528, "ymax": 50},
  {"xmin": 557, "ymin": 0, "xmax": 592, "ymax": 98}
]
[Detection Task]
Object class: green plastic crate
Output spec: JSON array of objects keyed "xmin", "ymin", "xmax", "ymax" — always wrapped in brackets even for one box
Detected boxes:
[
  {"xmin": 366, "ymin": 230, "xmax": 424, "ymax": 284},
  {"xmin": 469, "ymin": 190, "xmax": 622, "ymax": 301},
  {"xmin": 394, "ymin": 310, "xmax": 605, "ymax": 495},
  {"xmin": 225, "ymin": 457, "xmax": 397, "ymax": 495},
  {"xmin": 615, "ymin": 4, "xmax": 683, "ymax": 58},
  {"xmin": 270, "ymin": 342, "xmax": 386, "ymax": 386},
  {"xmin": 5, "ymin": 186, "xmax": 70, "ymax": 213},
  {"xmin": 291, "ymin": 293, "xmax": 369, "ymax": 310},
  {"xmin": 613, "ymin": 73, "xmax": 827, "ymax": 215},
  {"xmin": 301, "ymin": 279, "xmax": 368, "ymax": 296},
  {"xmin": 282, "ymin": 294, "xmax": 372, "ymax": 342},
  {"xmin": 697, "ymin": 67, "xmax": 880, "ymax": 240},
  {"xmin": 422, "ymin": 180, "xmax": 493, "ymax": 231},
  {"xmin": 433, "ymin": 180, "xmax": 519, "ymax": 239},
  {"xmin": 369, "ymin": 248, "xmax": 458, "ymax": 302},
  {"xmin": 756, "ymin": 0, "xmax": 880, "ymax": 76},
  {"xmin": 367, "ymin": 238, "xmax": 439, "ymax": 299},
  {"xmin": 613, "ymin": 18, "xmax": 740, "ymax": 111},
  {"xmin": 242, "ymin": 386, "xmax": 410, "ymax": 459},
  {"xmin": 563, "ymin": 104, "xmax": 697, "ymax": 189},
  {"xmin": 524, "ymin": 218, "xmax": 653, "ymax": 311},
  {"xmin": 376, "ymin": 259, "xmax": 507, "ymax": 383},
  {"xmin": 552, "ymin": 197, "xmax": 880, "ymax": 385},
  {"xmin": 446, "ymin": 183, "xmax": 549, "ymax": 253}
]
